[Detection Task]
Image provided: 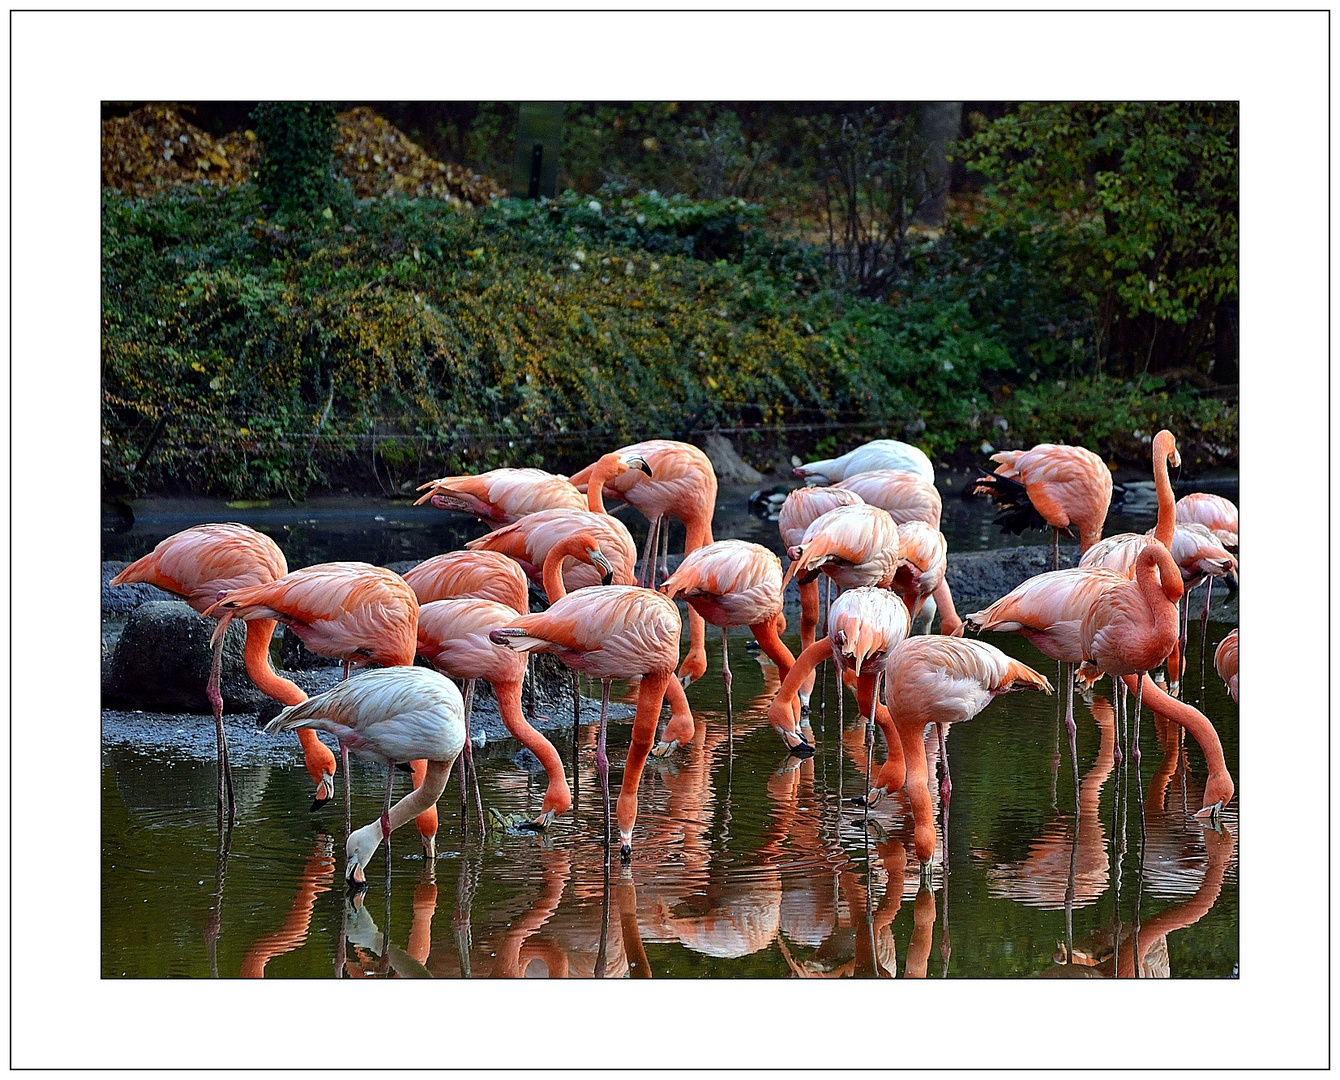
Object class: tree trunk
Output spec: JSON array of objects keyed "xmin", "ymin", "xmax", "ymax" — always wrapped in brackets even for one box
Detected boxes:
[{"xmin": 912, "ymin": 103, "xmax": 963, "ymax": 229}]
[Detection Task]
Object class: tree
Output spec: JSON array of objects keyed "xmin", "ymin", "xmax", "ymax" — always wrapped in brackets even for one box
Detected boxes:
[{"xmin": 962, "ymin": 102, "xmax": 1238, "ymax": 379}]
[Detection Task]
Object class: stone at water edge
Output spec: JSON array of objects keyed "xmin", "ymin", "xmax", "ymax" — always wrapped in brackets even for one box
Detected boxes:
[
  {"xmin": 702, "ymin": 431, "xmax": 764, "ymax": 485},
  {"xmin": 102, "ymin": 599, "xmax": 268, "ymax": 715}
]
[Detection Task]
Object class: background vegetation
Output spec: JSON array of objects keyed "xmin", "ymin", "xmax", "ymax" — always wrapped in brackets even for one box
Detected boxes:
[{"xmin": 102, "ymin": 101, "xmax": 1238, "ymax": 500}]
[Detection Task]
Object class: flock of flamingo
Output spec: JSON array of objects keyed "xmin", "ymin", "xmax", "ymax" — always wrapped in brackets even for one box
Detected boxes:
[{"xmin": 110, "ymin": 432, "xmax": 1238, "ymax": 893}]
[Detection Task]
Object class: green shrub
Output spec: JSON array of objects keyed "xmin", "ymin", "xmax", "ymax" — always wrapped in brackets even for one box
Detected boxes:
[{"xmin": 251, "ymin": 102, "xmax": 339, "ymax": 213}]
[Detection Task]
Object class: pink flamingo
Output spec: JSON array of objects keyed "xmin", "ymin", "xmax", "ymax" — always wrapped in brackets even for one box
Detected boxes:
[
  {"xmin": 568, "ymin": 440, "xmax": 718, "ymax": 684},
  {"xmin": 110, "ymin": 523, "xmax": 336, "ymax": 816},
  {"xmin": 1214, "ymin": 629, "xmax": 1238, "ymax": 703},
  {"xmin": 1079, "ymin": 543, "xmax": 1235, "ymax": 822},
  {"xmin": 660, "ymin": 538, "xmax": 806, "ymax": 749},
  {"xmin": 414, "ymin": 467, "xmax": 584, "ymax": 524},
  {"xmin": 1175, "ymin": 492, "xmax": 1238, "ymax": 552},
  {"xmin": 266, "ymin": 666, "xmax": 465, "ymax": 887},
  {"xmin": 975, "ymin": 443, "xmax": 1114, "ymax": 565},
  {"xmin": 834, "ymin": 468, "xmax": 942, "ymax": 528},
  {"xmin": 415, "ymin": 532, "xmax": 613, "ymax": 829},
  {"xmin": 204, "ymin": 562, "xmax": 447, "ymax": 853},
  {"xmin": 768, "ymin": 587, "xmax": 911, "ymax": 802},
  {"xmin": 777, "ymin": 485, "xmax": 864, "ymax": 711},
  {"xmin": 782, "ymin": 503, "xmax": 901, "ymax": 593},
  {"xmin": 466, "ymin": 507, "xmax": 637, "ymax": 593},
  {"xmin": 490, "ymin": 584, "xmax": 683, "ymax": 863},
  {"xmin": 885, "ymin": 637, "xmax": 1052, "ymax": 870},
  {"xmin": 402, "ymin": 549, "xmax": 529, "ymax": 614},
  {"xmin": 889, "ymin": 520, "xmax": 962, "ymax": 635}
]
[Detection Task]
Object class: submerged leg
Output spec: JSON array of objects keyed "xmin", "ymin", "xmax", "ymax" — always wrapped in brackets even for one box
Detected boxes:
[
  {"xmin": 207, "ymin": 635, "xmax": 235, "ymax": 820},
  {"xmin": 571, "ymin": 670, "xmax": 582, "ymax": 762},
  {"xmin": 342, "ymin": 742, "xmax": 352, "ymax": 838},
  {"xmin": 937, "ymin": 723, "xmax": 952, "ymax": 811},
  {"xmin": 382, "ymin": 760, "xmax": 395, "ymax": 869},
  {"xmin": 596, "ymin": 679, "xmax": 612, "ymax": 862},
  {"xmin": 461, "ymin": 679, "xmax": 485, "ymax": 831},
  {"xmin": 1064, "ymin": 663, "xmax": 1080, "ymax": 814},
  {"xmin": 721, "ymin": 626, "xmax": 733, "ymax": 735}
]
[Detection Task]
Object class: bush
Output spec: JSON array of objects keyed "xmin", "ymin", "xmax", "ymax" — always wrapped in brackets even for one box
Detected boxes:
[
  {"xmin": 251, "ymin": 102, "xmax": 339, "ymax": 213},
  {"xmin": 102, "ymin": 179, "xmax": 1237, "ymax": 500}
]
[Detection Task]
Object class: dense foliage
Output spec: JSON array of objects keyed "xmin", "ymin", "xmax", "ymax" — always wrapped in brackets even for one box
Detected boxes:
[
  {"xmin": 251, "ymin": 103, "xmax": 339, "ymax": 213},
  {"xmin": 102, "ymin": 167, "xmax": 1236, "ymax": 499},
  {"xmin": 960, "ymin": 102, "xmax": 1238, "ymax": 377}
]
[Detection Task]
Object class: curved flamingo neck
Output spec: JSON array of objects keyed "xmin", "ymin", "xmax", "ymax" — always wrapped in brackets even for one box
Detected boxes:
[
  {"xmin": 768, "ymin": 639, "xmax": 831, "ymax": 732},
  {"xmin": 1136, "ymin": 544, "xmax": 1184, "ymax": 606},
  {"xmin": 586, "ymin": 456, "xmax": 622, "ymax": 514},
  {"xmin": 542, "ymin": 537, "xmax": 592, "ymax": 603},
  {"xmin": 242, "ymin": 620, "xmax": 306, "ymax": 706},
  {"xmin": 1152, "ymin": 431, "xmax": 1177, "ymax": 548},
  {"xmin": 749, "ymin": 616, "xmax": 795, "ymax": 677}
]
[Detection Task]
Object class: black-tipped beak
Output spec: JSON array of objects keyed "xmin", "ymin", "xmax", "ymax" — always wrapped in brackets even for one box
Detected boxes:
[
  {"xmin": 630, "ymin": 456, "xmax": 653, "ymax": 478},
  {"xmin": 346, "ymin": 874, "xmax": 368, "ymax": 894},
  {"xmin": 620, "ymin": 843, "xmax": 632, "ymax": 863},
  {"xmin": 310, "ymin": 796, "xmax": 330, "ymax": 812},
  {"xmin": 601, "ymin": 571, "xmax": 613, "ymax": 586},
  {"xmin": 790, "ymin": 739, "xmax": 816, "ymax": 758}
]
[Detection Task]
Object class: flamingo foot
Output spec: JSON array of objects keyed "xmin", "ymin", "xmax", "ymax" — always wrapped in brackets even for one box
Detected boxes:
[
  {"xmin": 517, "ymin": 810, "xmax": 556, "ymax": 833},
  {"xmin": 651, "ymin": 738, "xmax": 682, "ymax": 759}
]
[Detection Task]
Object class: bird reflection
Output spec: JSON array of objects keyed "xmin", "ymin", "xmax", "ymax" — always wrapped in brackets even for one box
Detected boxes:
[
  {"xmin": 1054, "ymin": 823, "xmax": 1235, "ymax": 977},
  {"xmin": 982, "ymin": 693, "xmax": 1116, "ymax": 909},
  {"xmin": 239, "ymin": 833, "xmax": 336, "ymax": 977},
  {"xmin": 339, "ymin": 885, "xmax": 434, "ymax": 978}
]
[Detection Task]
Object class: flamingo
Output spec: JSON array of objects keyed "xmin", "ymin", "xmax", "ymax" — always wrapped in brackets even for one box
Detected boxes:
[
  {"xmin": 1078, "ymin": 542, "xmax": 1235, "ymax": 822},
  {"xmin": 264, "ymin": 666, "xmax": 466, "ymax": 887},
  {"xmin": 466, "ymin": 507, "xmax": 637, "ymax": 593},
  {"xmin": 568, "ymin": 439, "xmax": 718, "ymax": 683},
  {"xmin": 415, "ymin": 532, "xmax": 613, "ymax": 829},
  {"xmin": 974, "ymin": 443, "xmax": 1114, "ymax": 565},
  {"xmin": 767, "ymin": 587, "xmax": 911, "ymax": 801},
  {"xmin": 1215, "ymin": 629, "xmax": 1238, "ymax": 702},
  {"xmin": 659, "ymin": 539, "xmax": 806, "ymax": 749},
  {"xmin": 964, "ymin": 564, "xmax": 1128, "ymax": 801},
  {"xmin": 402, "ymin": 549, "xmax": 529, "ymax": 614},
  {"xmin": 782, "ymin": 503, "xmax": 901, "ymax": 593},
  {"xmin": 204, "ymin": 562, "xmax": 446, "ymax": 853},
  {"xmin": 777, "ymin": 485, "xmax": 865, "ymax": 711},
  {"xmin": 794, "ymin": 438, "xmax": 935, "ymax": 485},
  {"xmin": 889, "ymin": 520, "xmax": 962, "ymax": 635},
  {"xmin": 489, "ymin": 585, "xmax": 683, "ymax": 863},
  {"xmin": 833, "ymin": 468, "xmax": 942, "ymax": 529},
  {"xmin": 109, "ymin": 523, "xmax": 336, "ymax": 816},
  {"xmin": 414, "ymin": 467, "xmax": 584, "ymax": 524},
  {"xmin": 1175, "ymin": 492, "xmax": 1238, "ymax": 552},
  {"xmin": 1087, "ymin": 523, "xmax": 1236, "ymax": 695},
  {"xmin": 883, "ymin": 637, "xmax": 1052, "ymax": 870}
]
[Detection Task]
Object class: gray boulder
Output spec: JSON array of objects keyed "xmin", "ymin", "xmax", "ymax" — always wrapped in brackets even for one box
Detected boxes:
[
  {"xmin": 102, "ymin": 600, "xmax": 267, "ymax": 714},
  {"xmin": 701, "ymin": 431, "xmax": 764, "ymax": 484}
]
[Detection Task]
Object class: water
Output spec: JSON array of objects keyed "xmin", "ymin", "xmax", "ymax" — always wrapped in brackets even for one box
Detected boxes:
[
  {"xmin": 101, "ymin": 474, "xmax": 1238, "ymax": 567},
  {"xmin": 102, "ymin": 623, "xmax": 1237, "ymax": 979}
]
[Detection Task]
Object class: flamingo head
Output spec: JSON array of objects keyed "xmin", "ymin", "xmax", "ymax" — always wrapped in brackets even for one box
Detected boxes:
[
  {"xmin": 345, "ymin": 821, "xmax": 384, "ymax": 888},
  {"xmin": 1196, "ymin": 772, "xmax": 1235, "ymax": 823},
  {"xmin": 588, "ymin": 547, "xmax": 614, "ymax": 586}
]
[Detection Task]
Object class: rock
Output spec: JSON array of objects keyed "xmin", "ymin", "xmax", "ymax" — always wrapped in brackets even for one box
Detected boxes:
[
  {"xmin": 701, "ymin": 431, "xmax": 764, "ymax": 484},
  {"xmin": 277, "ymin": 625, "xmax": 341, "ymax": 670},
  {"xmin": 945, "ymin": 546, "xmax": 1080, "ymax": 613},
  {"xmin": 102, "ymin": 561, "xmax": 175, "ymax": 614},
  {"xmin": 102, "ymin": 600, "xmax": 268, "ymax": 714}
]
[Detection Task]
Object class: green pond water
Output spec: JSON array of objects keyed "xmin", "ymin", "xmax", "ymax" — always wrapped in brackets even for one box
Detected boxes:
[{"xmin": 102, "ymin": 621, "xmax": 1237, "ymax": 979}]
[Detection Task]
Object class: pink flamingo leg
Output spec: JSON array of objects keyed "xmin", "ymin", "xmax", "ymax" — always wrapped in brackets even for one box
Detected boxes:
[
  {"xmin": 596, "ymin": 679, "xmax": 612, "ymax": 861},
  {"xmin": 206, "ymin": 634, "xmax": 236, "ymax": 819}
]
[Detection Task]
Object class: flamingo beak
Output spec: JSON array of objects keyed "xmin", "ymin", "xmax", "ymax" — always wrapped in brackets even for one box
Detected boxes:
[
  {"xmin": 346, "ymin": 860, "xmax": 368, "ymax": 890},
  {"xmin": 589, "ymin": 549, "xmax": 614, "ymax": 585},
  {"xmin": 625, "ymin": 455, "xmax": 653, "ymax": 478}
]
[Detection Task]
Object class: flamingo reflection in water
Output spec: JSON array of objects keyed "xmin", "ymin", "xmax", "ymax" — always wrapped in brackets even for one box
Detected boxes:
[{"xmin": 238, "ymin": 835, "xmax": 337, "ymax": 978}]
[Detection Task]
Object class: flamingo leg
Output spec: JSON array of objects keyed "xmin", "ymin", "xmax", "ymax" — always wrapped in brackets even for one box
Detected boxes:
[
  {"xmin": 206, "ymin": 634, "xmax": 236, "ymax": 820},
  {"xmin": 721, "ymin": 627, "xmax": 733, "ymax": 735},
  {"xmin": 1132, "ymin": 672, "xmax": 1147, "ymax": 844},
  {"xmin": 461, "ymin": 679, "xmax": 485, "ymax": 832},
  {"xmin": 658, "ymin": 515, "xmax": 671, "ymax": 585},
  {"xmin": 1050, "ymin": 659, "xmax": 1062, "ymax": 810},
  {"xmin": 341, "ymin": 742, "xmax": 352, "ymax": 838},
  {"xmin": 1063, "ymin": 663, "xmax": 1080, "ymax": 814},
  {"xmin": 1052, "ymin": 527, "xmax": 1060, "ymax": 571},
  {"xmin": 525, "ymin": 655, "xmax": 535, "ymax": 723},
  {"xmin": 1198, "ymin": 578, "xmax": 1213, "ymax": 701},
  {"xmin": 382, "ymin": 760, "xmax": 395, "ymax": 871},
  {"xmin": 596, "ymin": 679, "xmax": 612, "ymax": 862},
  {"xmin": 571, "ymin": 671, "xmax": 582, "ymax": 762},
  {"xmin": 937, "ymin": 722, "xmax": 952, "ymax": 811},
  {"xmin": 638, "ymin": 515, "xmax": 660, "ymax": 588},
  {"xmin": 862, "ymin": 673, "xmax": 880, "ymax": 829}
]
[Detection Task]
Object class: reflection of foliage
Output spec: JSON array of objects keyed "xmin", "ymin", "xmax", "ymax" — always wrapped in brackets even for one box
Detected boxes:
[
  {"xmin": 961, "ymin": 102, "xmax": 1238, "ymax": 376},
  {"xmin": 251, "ymin": 102, "xmax": 339, "ymax": 213}
]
